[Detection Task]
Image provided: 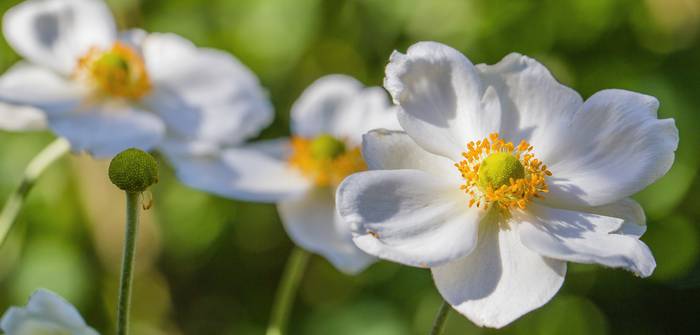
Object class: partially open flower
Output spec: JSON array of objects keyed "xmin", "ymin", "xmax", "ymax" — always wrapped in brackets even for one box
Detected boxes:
[
  {"xmin": 0, "ymin": 289, "xmax": 98, "ymax": 335},
  {"xmin": 164, "ymin": 75, "xmax": 399, "ymax": 274},
  {"xmin": 337, "ymin": 42, "xmax": 678, "ymax": 328}
]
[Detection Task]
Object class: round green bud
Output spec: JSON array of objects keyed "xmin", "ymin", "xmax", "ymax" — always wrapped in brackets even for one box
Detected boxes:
[
  {"xmin": 108, "ymin": 148, "xmax": 159, "ymax": 193},
  {"xmin": 478, "ymin": 152, "xmax": 525, "ymax": 190},
  {"xmin": 310, "ymin": 134, "xmax": 346, "ymax": 160}
]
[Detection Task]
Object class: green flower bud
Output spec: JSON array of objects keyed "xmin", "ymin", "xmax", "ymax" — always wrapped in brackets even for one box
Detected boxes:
[{"xmin": 109, "ymin": 148, "xmax": 159, "ymax": 193}]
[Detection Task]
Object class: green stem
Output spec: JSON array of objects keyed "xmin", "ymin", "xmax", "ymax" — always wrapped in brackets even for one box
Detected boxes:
[
  {"xmin": 0, "ymin": 138, "xmax": 70, "ymax": 247},
  {"xmin": 429, "ymin": 300, "xmax": 451, "ymax": 335},
  {"xmin": 266, "ymin": 247, "xmax": 311, "ymax": 335},
  {"xmin": 116, "ymin": 192, "xmax": 140, "ymax": 335}
]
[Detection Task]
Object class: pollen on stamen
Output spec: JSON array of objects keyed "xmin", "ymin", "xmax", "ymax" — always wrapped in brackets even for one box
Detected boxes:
[
  {"xmin": 288, "ymin": 134, "xmax": 366, "ymax": 187},
  {"xmin": 455, "ymin": 133, "xmax": 551, "ymax": 212},
  {"xmin": 74, "ymin": 42, "xmax": 152, "ymax": 100}
]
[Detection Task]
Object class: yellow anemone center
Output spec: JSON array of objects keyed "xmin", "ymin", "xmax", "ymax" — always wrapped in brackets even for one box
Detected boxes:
[
  {"xmin": 75, "ymin": 42, "xmax": 152, "ymax": 100},
  {"xmin": 478, "ymin": 152, "xmax": 525, "ymax": 190},
  {"xmin": 456, "ymin": 133, "xmax": 551, "ymax": 211},
  {"xmin": 288, "ymin": 134, "xmax": 365, "ymax": 187}
]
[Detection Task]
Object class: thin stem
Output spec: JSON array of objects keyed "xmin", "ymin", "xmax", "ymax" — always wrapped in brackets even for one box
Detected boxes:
[
  {"xmin": 0, "ymin": 138, "xmax": 70, "ymax": 247},
  {"xmin": 116, "ymin": 192, "xmax": 140, "ymax": 335},
  {"xmin": 429, "ymin": 300, "xmax": 451, "ymax": 335},
  {"xmin": 266, "ymin": 247, "xmax": 311, "ymax": 335}
]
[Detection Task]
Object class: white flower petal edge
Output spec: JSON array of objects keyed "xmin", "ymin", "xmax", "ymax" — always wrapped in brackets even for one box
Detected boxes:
[
  {"xmin": 362, "ymin": 129, "xmax": 461, "ymax": 183},
  {"xmin": 544, "ymin": 89, "xmax": 678, "ymax": 207},
  {"xmin": 0, "ymin": 103, "xmax": 47, "ymax": 131},
  {"xmin": 432, "ymin": 223, "xmax": 566, "ymax": 328},
  {"xmin": 561, "ymin": 198, "xmax": 647, "ymax": 237},
  {"xmin": 50, "ymin": 104, "xmax": 165, "ymax": 158},
  {"xmin": 337, "ymin": 170, "xmax": 482, "ymax": 268},
  {"xmin": 290, "ymin": 75, "xmax": 398, "ymax": 144},
  {"xmin": 2, "ymin": 0, "xmax": 116, "ymax": 75},
  {"xmin": 1, "ymin": 289, "xmax": 98, "ymax": 335},
  {"xmin": 475, "ymin": 53, "xmax": 583, "ymax": 163},
  {"xmin": 290, "ymin": 75, "xmax": 363, "ymax": 138},
  {"xmin": 0, "ymin": 62, "xmax": 85, "ymax": 114},
  {"xmin": 143, "ymin": 33, "xmax": 273, "ymax": 146},
  {"xmin": 516, "ymin": 203, "xmax": 655, "ymax": 277},
  {"xmin": 279, "ymin": 187, "xmax": 375, "ymax": 274},
  {"xmin": 163, "ymin": 139, "xmax": 310, "ymax": 203},
  {"xmin": 384, "ymin": 41, "xmax": 501, "ymax": 161}
]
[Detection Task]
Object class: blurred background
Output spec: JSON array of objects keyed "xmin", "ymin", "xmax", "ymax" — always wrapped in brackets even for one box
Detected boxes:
[{"xmin": 1, "ymin": 0, "xmax": 699, "ymax": 334}]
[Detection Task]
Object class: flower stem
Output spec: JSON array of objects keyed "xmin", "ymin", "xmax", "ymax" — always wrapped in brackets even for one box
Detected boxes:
[
  {"xmin": 266, "ymin": 247, "xmax": 311, "ymax": 335},
  {"xmin": 116, "ymin": 192, "xmax": 140, "ymax": 335},
  {"xmin": 0, "ymin": 138, "xmax": 70, "ymax": 247},
  {"xmin": 429, "ymin": 300, "xmax": 451, "ymax": 335}
]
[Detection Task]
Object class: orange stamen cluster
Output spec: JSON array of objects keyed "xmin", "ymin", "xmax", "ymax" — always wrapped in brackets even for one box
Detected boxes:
[
  {"xmin": 74, "ymin": 42, "xmax": 152, "ymax": 100},
  {"xmin": 455, "ymin": 133, "xmax": 551, "ymax": 211},
  {"xmin": 288, "ymin": 136, "xmax": 366, "ymax": 187}
]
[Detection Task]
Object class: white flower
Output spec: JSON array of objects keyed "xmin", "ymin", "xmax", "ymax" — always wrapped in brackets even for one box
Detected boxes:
[
  {"xmin": 164, "ymin": 75, "xmax": 399, "ymax": 274},
  {"xmin": 1, "ymin": 289, "xmax": 99, "ymax": 335},
  {"xmin": 0, "ymin": 0, "xmax": 272, "ymax": 157},
  {"xmin": 336, "ymin": 42, "xmax": 678, "ymax": 327}
]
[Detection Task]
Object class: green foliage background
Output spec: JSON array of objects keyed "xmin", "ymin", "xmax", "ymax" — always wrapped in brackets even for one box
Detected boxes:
[{"xmin": 1, "ymin": 0, "xmax": 699, "ymax": 334}]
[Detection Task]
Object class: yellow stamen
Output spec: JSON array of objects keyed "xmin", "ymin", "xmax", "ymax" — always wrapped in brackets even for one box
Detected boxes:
[
  {"xmin": 288, "ymin": 134, "xmax": 365, "ymax": 187},
  {"xmin": 455, "ymin": 133, "xmax": 551, "ymax": 212},
  {"xmin": 74, "ymin": 42, "xmax": 151, "ymax": 100}
]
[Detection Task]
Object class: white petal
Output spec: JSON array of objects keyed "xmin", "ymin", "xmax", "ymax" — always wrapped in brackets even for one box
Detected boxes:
[
  {"xmin": 143, "ymin": 33, "xmax": 273, "ymax": 146},
  {"xmin": 585, "ymin": 198, "xmax": 647, "ymax": 237},
  {"xmin": 432, "ymin": 223, "xmax": 566, "ymax": 328},
  {"xmin": 517, "ymin": 203, "xmax": 656, "ymax": 277},
  {"xmin": 0, "ymin": 62, "xmax": 85, "ymax": 114},
  {"xmin": 0, "ymin": 103, "xmax": 47, "ymax": 131},
  {"xmin": 337, "ymin": 169, "xmax": 481, "ymax": 268},
  {"xmin": 0, "ymin": 289, "xmax": 98, "ymax": 335},
  {"xmin": 118, "ymin": 28, "xmax": 147, "ymax": 49},
  {"xmin": 24, "ymin": 290, "xmax": 87, "ymax": 329},
  {"xmin": 545, "ymin": 89, "xmax": 678, "ymax": 207},
  {"xmin": 290, "ymin": 75, "xmax": 362, "ymax": 138},
  {"xmin": 163, "ymin": 139, "xmax": 310, "ymax": 202},
  {"xmin": 290, "ymin": 75, "xmax": 398, "ymax": 144},
  {"xmin": 2, "ymin": 0, "xmax": 116, "ymax": 75},
  {"xmin": 322, "ymin": 86, "xmax": 399, "ymax": 145},
  {"xmin": 476, "ymin": 53, "xmax": 583, "ymax": 161},
  {"xmin": 361, "ymin": 129, "xmax": 460, "ymax": 183},
  {"xmin": 385, "ymin": 41, "xmax": 499, "ymax": 161},
  {"xmin": 278, "ymin": 187, "xmax": 375, "ymax": 274},
  {"xmin": 49, "ymin": 104, "xmax": 165, "ymax": 158}
]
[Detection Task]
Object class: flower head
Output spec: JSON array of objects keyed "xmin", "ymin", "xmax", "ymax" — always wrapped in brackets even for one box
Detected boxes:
[
  {"xmin": 0, "ymin": 0, "xmax": 273, "ymax": 157},
  {"xmin": 75, "ymin": 42, "xmax": 152, "ymax": 100},
  {"xmin": 165, "ymin": 75, "xmax": 399, "ymax": 274},
  {"xmin": 337, "ymin": 42, "xmax": 678, "ymax": 327},
  {"xmin": 0, "ymin": 289, "xmax": 98, "ymax": 335}
]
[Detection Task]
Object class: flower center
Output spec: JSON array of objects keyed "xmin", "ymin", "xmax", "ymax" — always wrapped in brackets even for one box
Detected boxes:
[
  {"xmin": 478, "ymin": 152, "xmax": 525, "ymax": 189},
  {"xmin": 288, "ymin": 134, "xmax": 365, "ymax": 187},
  {"xmin": 456, "ymin": 133, "xmax": 551, "ymax": 211},
  {"xmin": 74, "ymin": 42, "xmax": 152, "ymax": 100},
  {"xmin": 310, "ymin": 134, "xmax": 346, "ymax": 160}
]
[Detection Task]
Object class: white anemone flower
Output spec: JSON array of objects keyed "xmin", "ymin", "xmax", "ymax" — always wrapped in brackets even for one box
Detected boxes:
[
  {"xmin": 336, "ymin": 42, "xmax": 678, "ymax": 327},
  {"xmin": 0, "ymin": 0, "xmax": 272, "ymax": 157},
  {"xmin": 164, "ymin": 75, "xmax": 399, "ymax": 274},
  {"xmin": 1, "ymin": 289, "xmax": 98, "ymax": 335}
]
